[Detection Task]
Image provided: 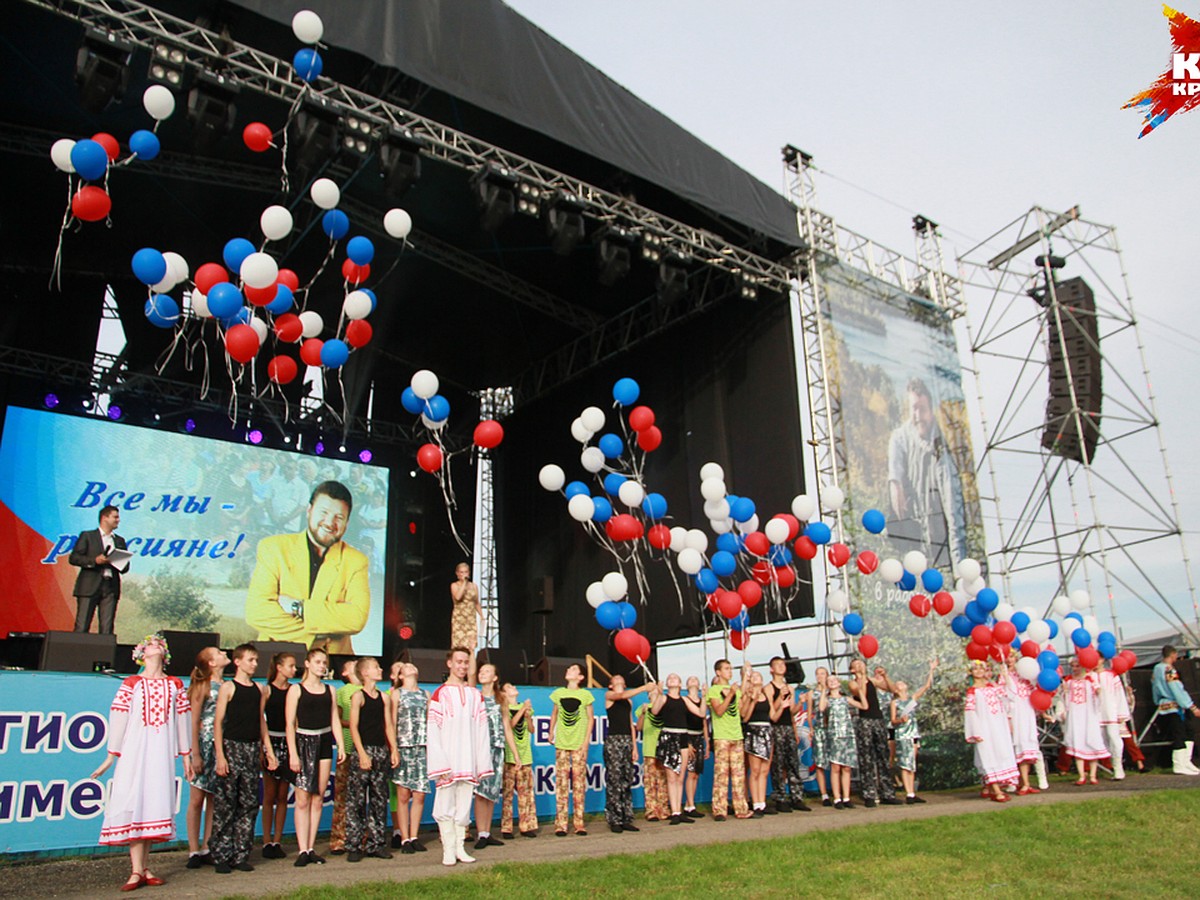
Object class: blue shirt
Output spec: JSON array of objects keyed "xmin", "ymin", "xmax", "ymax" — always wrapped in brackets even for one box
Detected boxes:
[{"xmin": 1152, "ymin": 662, "xmax": 1195, "ymax": 717}]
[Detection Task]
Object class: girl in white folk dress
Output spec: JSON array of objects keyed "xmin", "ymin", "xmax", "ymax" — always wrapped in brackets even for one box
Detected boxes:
[
  {"xmin": 964, "ymin": 659, "xmax": 1019, "ymax": 803},
  {"xmin": 1061, "ymin": 659, "xmax": 1107, "ymax": 785},
  {"xmin": 1001, "ymin": 653, "xmax": 1044, "ymax": 795}
]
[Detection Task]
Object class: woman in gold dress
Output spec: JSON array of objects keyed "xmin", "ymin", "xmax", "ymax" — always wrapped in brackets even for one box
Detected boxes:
[{"xmin": 450, "ymin": 562, "xmax": 484, "ymax": 681}]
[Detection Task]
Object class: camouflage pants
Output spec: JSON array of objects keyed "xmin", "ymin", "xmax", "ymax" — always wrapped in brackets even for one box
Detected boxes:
[
  {"xmin": 329, "ymin": 753, "xmax": 352, "ymax": 850},
  {"xmin": 554, "ymin": 747, "xmax": 587, "ymax": 831},
  {"xmin": 853, "ymin": 717, "xmax": 896, "ymax": 801},
  {"xmin": 769, "ymin": 723, "xmax": 804, "ymax": 801},
  {"xmin": 604, "ymin": 735, "xmax": 636, "ymax": 826},
  {"xmin": 211, "ymin": 740, "xmax": 261, "ymax": 866},
  {"xmin": 345, "ymin": 745, "xmax": 390, "ymax": 855},
  {"xmin": 711, "ymin": 739, "xmax": 749, "ymax": 817},
  {"xmin": 642, "ymin": 757, "xmax": 667, "ymax": 820}
]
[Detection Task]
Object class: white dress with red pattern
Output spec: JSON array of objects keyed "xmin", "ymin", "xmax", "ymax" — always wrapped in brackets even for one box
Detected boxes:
[
  {"xmin": 1062, "ymin": 674, "xmax": 1107, "ymax": 761},
  {"xmin": 1096, "ymin": 670, "xmax": 1131, "ymax": 726},
  {"xmin": 99, "ymin": 674, "xmax": 192, "ymax": 846},
  {"xmin": 1004, "ymin": 670, "xmax": 1042, "ymax": 764},
  {"xmin": 964, "ymin": 681, "xmax": 1019, "ymax": 786}
]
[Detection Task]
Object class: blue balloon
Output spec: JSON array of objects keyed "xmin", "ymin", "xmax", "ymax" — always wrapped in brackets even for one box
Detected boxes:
[
  {"xmin": 359, "ymin": 288, "xmax": 377, "ymax": 313},
  {"xmin": 591, "ymin": 496, "xmax": 613, "ymax": 523},
  {"xmin": 595, "ymin": 601, "xmax": 622, "ymax": 631},
  {"xmin": 921, "ymin": 569, "xmax": 944, "ymax": 593},
  {"xmin": 144, "ymin": 295, "xmax": 179, "ymax": 328},
  {"xmin": 769, "ymin": 545, "xmax": 793, "ymax": 566},
  {"xmin": 401, "ymin": 387, "xmax": 424, "ymax": 415},
  {"xmin": 842, "ymin": 612, "xmax": 864, "ymax": 636},
  {"xmin": 423, "ymin": 395, "xmax": 449, "ymax": 422},
  {"xmin": 1097, "ymin": 631, "xmax": 1116, "ymax": 646},
  {"xmin": 804, "ymin": 521, "xmax": 832, "ymax": 545},
  {"xmin": 898, "ymin": 570, "xmax": 917, "ymax": 592},
  {"xmin": 1037, "ymin": 669, "xmax": 1062, "ymax": 692},
  {"xmin": 695, "ymin": 569, "xmax": 718, "ymax": 594},
  {"xmin": 729, "ymin": 610, "xmax": 750, "ymax": 631},
  {"xmin": 861, "ymin": 509, "xmax": 886, "ymax": 534},
  {"xmin": 1011, "ymin": 611, "xmax": 1031, "ymax": 634},
  {"xmin": 564, "ymin": 481, "xmax": 589, "ymax": 500},
  {"xmin": 975, "ymin": 588, "xmax": 999, "ymax": 613},
  {"xmin": 730, "ymin": 496, "xmax": 756, "ymax": 524},
  {"xmin": 70, "ymin": 139, "xmax": 108, "ymax": 181},
  {"xmin": 598, "ymin": 433, "xmax": 624, "ymax": 459},
  {"xmin": 965, "ymin": 600, "xmax": 988, "ymax": 625},
  {"xmin": 1065, "ymin": 611, "xmax": 1084, "ymax": 625},
  {"xmin": 1046, "ymin": 618, "xmax": 1059, "ymax": 639},
  {"xmin": 612, "ymin": 377, "xmax": 640, "ymax": 406},
  {"xmin": 641, "ymin": 492, "xmax": 667, "ymax": 519},
  {"xmin": 221, "ymin": 306, "xmax": 253, "ymax": 327},
  {"xmin": 322, "ymin": 209, "xmax": 350, "ymax": 240},
  {"xmin": 603, "ymin": 473, "xmax": 626, "ymax": 496},
  {"xmin": 293, "ymin": 47, "xmax": 323, "ymax": 82},
  {"xmin": 223, "ymin": 238, "xmax": 255, "ymax": 274},
  {"xmin": 1071, "ymin": 628, "xmax": 1092, "ymax": 649},
  {"xmin": 1099, "ymin": 642, "xmax": 1117, "ymax": 660},
  {"xmin": 320, "ymin": 338, "xmax": 350, "ymax": 368},
  {"xmin": 716, "ymin": 533, "xmax": 742, "ymax": 554},
  {"xmin": 131, "ymin": 248, "xmax": 167, "ymax": 286},
  {"xmin": 725, "ymin": 493, "xmax": 740, "ymax": 510},
  {"xmin": 951, "ymin": 615, "xmax": 974, "ymax": 638},
  {"xmin": 346, "ymin": 236, "xmax": 375, "ymax": 265},
  {"xmin": 1038, "ymin": 650, "xmax": 1060, "ymax": 671},
  {"xmin": 206, "ymin": 282, "xmax": 244, "ymax": 320},
  {"xmin": 711, "ymin": 550, "xmax": 737, "ymax": 577},
  {"xmin": 129, "ymin": 129, "xmax": 160, "ymax": 161},
  {"xmin": 617, "ymin": 601, "xmax": 638, "ymax": 629},
  {"xmin": 266, "ymin": 284, "xmax": 295, "ymax": 314}
]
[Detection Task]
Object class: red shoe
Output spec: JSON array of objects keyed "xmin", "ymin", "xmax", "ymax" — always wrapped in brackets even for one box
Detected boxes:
[
  {"xmin": 979, "ymin": 789, "xmax": 991, "ymax": 799},
  {"xmin": 120, "ymin": 873, "xmax": 145, "ymax": 892},
  {"xmin": 990, "ymin": 793, "xmax": 1010, "ymax": 803},
  {"xmin": 142, "ymin": 871, "xmax": 164, "ymax": 887},
  {"xmin": 1074, "ymin": 778, "xmax": 1087, "ymax": 785},
  {"xmin": 1089, "ymin": 777, "xmax": 1099, "ymax": 785}
]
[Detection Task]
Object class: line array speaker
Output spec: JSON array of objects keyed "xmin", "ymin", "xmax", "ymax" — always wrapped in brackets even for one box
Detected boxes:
[{"xmin": 1041, "ymin": 276, "xmax": 1102, "ymax": 463}]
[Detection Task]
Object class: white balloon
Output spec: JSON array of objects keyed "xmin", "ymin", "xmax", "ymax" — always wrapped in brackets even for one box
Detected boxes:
[
  {"xmin": 1051, "ymin": 595, "xmax": 1071, "ymax": 617},
  {"xmin": 677, "ymin": 548, "xmax": 703, "ymax": 575},
  {"xmin": 292, "ymin": 9, "xmax": 324, "ymax": 44},
  {"xmin": 585, "ymin": 581, "xmax": 607, "ymax": 609},
  {"xmin": 764, "ymin": 517, "xmax": 790, "ymax": 544},
  {"xmin": 710, "ymin": 518, "xmax": 732, "ymax": 534},
  {"xmin": 580, "ymin": 446, "xmax": 605, "ymax": 473},
  {"xmin": 151, "ymin": 261, "xmax": 180, "ymax": 294},
  {"xmin": 736, "ymin": 514, "xmax": 759, "ymax": 534},
  {"xmin": 240, "ymin": 252, "xmax": 278, "ymax": 289},
  {"xmin": 580, "ymin": 406, "xmax": 605, "ymax": 433},
  {"xmin": 826, "ymin": 589, "xmax": 850, "ymax": 614},
  {"xmin": 298, "ymin": 310, "xmax": 323, "ymax": 339},
  {"xmin": 1082, "ymin": 614, "xmax": 1099, "ymax": 634},
  {"xmin": 421, "ymin": 413, "xmax": 446, "ymax": 431},
  {"xmin": 260, "ymin": 205, "xmax": 294, "ymax": 241},
  {"xmin": 821, "ymin": 484, "xmax": 845, "ymax": 512},
  {"xmin": 668, "ymin": 527, "xmax": 688, "ymax": 553},
  {"xmin": 570, "ymin": 417, "xmax": 593, "ymax": 444},
  {"xmin": 956, "ymin": 558, "xmax": 982, "ymax": 582},
  {"xmin": 602, "ymin": 571, "xmax": 629, "ymax": 601},
  {"xmin": 703, "ymin": 498, "xmax": 730, "ymax": 521},
  {"xmin": 1019, "ymin": 606, "xmax": 1039, "ymax": 623},
  {"xmin": 700, "ymin": 478, "xmax": 727, "ymax": 502},
  {"xmin": 790, "ymin": 494, "xmax": 816, "ymax": 522},
  {"xmin": 1070, "ymin": 589, "xmax": 1091, "ymax": 611},
  {"xmin": 538, "ymin": 464, "xmax": 565, "ymax": 492},
  {"xmin": 187, "ymin": 289, "xmax": 210, "ymax": 318},
  {"xmin": 343, "ymin": 290, "xmax": 372, "ymax": 320},
  {"xmin": 51, "ymin": 138, "xmax": 76, "ymax": 173},
  {"xmin": 248, "ymin": 316, "xmax": 268, "ymax": 344},
  {"xmin": 384, "ymin": 208, "xmax": 413, "ymax": 239},
  {"xmin": 699, "ymin": 462, "xmax": 724, "ymax": 482},
  {"xmin": 966, "ymin": 577, "xmax": 986, "ymax": 597},
  {"xmin": 163, "ymin": 251, "xmax": 189, "ymax": 287},
  {"xmin": 567, "ymin": 494, "xmax": 595, "ymax": 523},
  {"xmin": 618, "ymin": 481, "xmax": 645, "ymax": 508},
  {"xmin": 878, "ymin": 558, "xmax": 904, "ymax": 583},
  {"xmin": 902, "ymin": 551, "xmax": 928, "ymax": 575},
  {"xmin": 1026, "ymin": 620, "xmax": 1051, "ymax": 644},
  {"xmin": 410, "ymin": 369, "xmax": 439, "ymax": 399},
  {"xmin": 950, "ymin": 591, "xmax": 968, "ymax": 615},
  {"xmin": 142, "ymin": 84, "xmax": 176, "ymax": 121},
  {"xmin": 993, "ymin": 602, "xmax": 1015, "ymax": 622},
  {"xmin": 1015, "ymin": 657, "xmax": 1040, "ymax": 681},
  {"xmin": 684, "ymin": 529, "xmax": 709, "ymax": 554},
  {"xmin": 310, "ymin": 177, "xmax": 340, "ymax": 210}
]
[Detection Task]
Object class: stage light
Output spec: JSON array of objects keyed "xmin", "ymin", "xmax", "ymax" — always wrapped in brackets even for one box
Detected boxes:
[
  {"xmin": 781, "ymin": 144, "xmax": 812, "ymax": 168},
  {"xmin": 516, "ymin": 181, "xmax": 542, "ymax": 217},
  {"xmin": 314, "ymin": 441, "xmax": 325, "ymax": 455},
  {"xmin": 358, "ymin": 449, "xmax": 373, "ymax": 463},
  {"xmin": 656, "ymin": 253, "xmax": 690, "ymax": 303},
  {"xmin": 409, "ymin": 470, "xmax": 417, "ymax": 478},
  {"xmin": 43, "ymin": 393, "xmax": 60, "ymax": 410},
  {"xmin": 186, "ymin": 71, "xmax": 239, "ymax": 152},
  {"xmin": 639, "ymin": 231, "xmax": 664, "ymax": 264},
  {"xmin": 338, "ymin": 444, "xmax": 347, "ymax": 453},
  {"xmin": 184, "ymin": 418, "xmax": 196, "ymax": 433},
  {"xmin": 545, "ymin": 191, "xmax": 586, "ymax": 255},
  {"xmin": 75, "ymin": 28, "xmax": 132, "ymax": 113},
  {"xmin": 292, "ymin": 98, "xmax": 340, "ymax": 178},
  {"xmin": 398, "ymin": 612, "xmax": 416, "ymax": 641},
  {"xmin": 379, "ymin": 126, "xmax": 424, "ymax": 197},
  {"xmin": 470, "ymin": 162, "xmax": 518, "ymax": 232},
  {"xmin": 737, "ymin": 272, "xmax": 760, "ymax": 301},
  {"xmin": 247, "ymin": 429, "xmax": 263, "ymax": 445},
  {"xmin": 594, "ymin": 224, "xmax": 633, "ymax": 286},
  {"xmin": 107, "ymin": 405, "xmax": 122, "ymax": 421},
  {"xmin": 340, "ymin": 114, "xmax": 374, "ymax": 158},
  {"xmin": 911, "ymin": 214, "xmax": 938, "ymax": 236},
  {"xmin": 148, "ymin": 41, "xmax": 186, "ymax": 88}
]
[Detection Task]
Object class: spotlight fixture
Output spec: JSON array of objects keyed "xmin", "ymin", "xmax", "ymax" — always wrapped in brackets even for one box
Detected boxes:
[
  {"xmin": 911, "ymin": 214, "xmax": 938, "ymax": 236},
  {"xmin": 736, "ymin": 271, "xmax": 760, "ymax": 301},
  {"xmin": 148, "ymin": 41, "xmax": 186, "ymax": 88},
  {"xmin": 781, "ymin": 144, "xmax": 812, "ymax": 168},
  {"xmin": 291, "ymin": 97, "xmax": 339, "ymax": 179},
  {"xmin": 43, "ymin": 393, "xmax": 60, "ymax": 410},
  {"xmin": 186, "ymin": 71, "xmax": 239, "ymax": 152},
  {"xmin": 358, "ymin": 449, "xmax": 373, "ymax": 463},
  {"xmin": 594, "ymin": 224, "xmax": 634, "ymax": 286},
  {"xmin": 247, "ymin": 428, "xmax": 263, "ymax": 445},
  {"xmin": 75, "ymin": 28, "xmax": 132, "ymax": 113},
  {"xmin": 398, "ymin": 611, "xmax": 416, "ymax": 641},
  {"xmin": 639, "ymin": 231, "xmax": 665, "ymax": 264},
  {"xmin": 183, "ymin": 417, "xmax": 196, "ymax": 433},
  {"xmin": 379, "ymin": 125, "xmax": 424, "ymax": 197},
  {"xmin": 656, "ymin": 252, "xmax": 691, "ymax": 304},
  {"xmin": 340, "ymin": 114, "xmax": 375, "ymax": 158},
  {"xmin": 107, "ymin": 405, "xmax": 123, "ymax": 421},
  {"xmin": 516, "ymin": 181, "xmax": 542, "ymax": 217},
  {"xmin": 314, "ymin": 440, "xmax": 325, "ymax": 456},
  {"xmin": 470, "ymin": 162, "xmax": 518, "ymax": 232},
  {"xmin": 545, "ymin": 191, "xmax": 586, "ymax": 256}
]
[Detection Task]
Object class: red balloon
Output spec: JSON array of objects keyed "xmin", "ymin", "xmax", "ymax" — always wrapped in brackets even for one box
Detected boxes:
[
  {"xmin": 737, "ymin": 580, "xmax": 762, "ymax": 608},
  {"xmin": 989, "ymin": 643, "xmax": 1007, "ymax": 662},
  {"xmin": 705, "ymin": 593, "xmax": 720, "ymax": 613},
  {"xmin": 243, "ymin": 121, "xmax": 273, "ymax": 152},
  {"xmin": 908, "ymin": 594, "xmax": 932, "ymax": 618},
  {"xmin": 636, "ymin": 635, "xmax": 651, "ymax": 663},
  {"xmin": 716, "ymin": 590, "xmax": 743, "ymax": 620},
  {"xmin": 267, "ymin": 355, "xmax": 298, "ymax": 385},
  {"xmin": 636, "ymin": 426, "xmax": 662, "ymax": 452},
  {"xmin": 965, "ymin": 641, "xmax": 989, "ymax": 661},
  {"xmin": 71, "ymin": 185, "xmax": 111, "ymax": 222},
  {"xmin": 224, "ymin": 323, "xmax": 259, "ymax": 364},
  {"xmin": 274, "ymin": 313, "xmax": 303, "ymax": 343},
  {"xmin": 750, "ymin": 560, "xmax": 772, "ymax": 585},
  {"xmin": 1020, "ymin": 639, "xmax": 1041, "ymax": 659},
  {"xmin": 854, "ymin": 550, "xmax": 879, "ymax": 575},
  {"xmin": 744, "ymin": 532, "xmax": 769, "ymax": 556},
  {"xmin": 91, "ymin": 132, "xmax": 119, "ymax": 161},
  {"xmin": 1077, "ymin": 646, "xmax": 1100, "ymax": 669},
  {"xmin": 195, "ymin": 262, "xmax": 230, "ymax": 295},
  {"xmin": 827, "ymin": 543, "xmax": 851, "ymax": 568},
  {"xmin": 277, "ymin": 268, "xmax": 300, "ymax": 291},
  {"xmin": 614, "ymin": 628, "xmax": 640, "ymax": 662},
  {"xmin": 474, "ymin": 420, "xmax": 504, "ymax": 450},
  {"xmin": 610, "ymin": 514, "xmax": 640, "ymax": 542},
  {"xmin": 1110, "ymin": 655, "xmax": 1130, "ymax": 676},
  {"xmin": 932, "ymin": 590, "xmax": 955, "ymax": 616},
  {"xmin": 417, "ymin": 443, "xmax": 443, "ymax": 474},
  {"xmin": 628, "ymin": 405, "xmax": 655, "ymax": 432},
  {"xmin": 858, "ymin": 634, "xmax": 879, "ymax": 659},
  {"xmin": 970, "ymin": 625, "xmax": 993, "ymax": 647},
  {"xmin": 345, "ymin": 318, "xmax": 373, "ymax": 348},
  {"xmin": 647, "ymin": 524, "xmax": 671, "ymax": 550},
  {"xmin": 1029, "ymin": 689, "xmax": 1054, "ymax": 711},
  {"xmin": 1119, "ymin": 649, "xmax": 1138, "ymax": 668},
  {"xmin": 729, "ymin": 630, "xmax": 750, "ymax": 651},
  {"xmin": 793, "ymin": 536, "xmax": 818, "ymax": 561},
  {"xmin": 245, "ymin": 282, "xmax": 279, "ymax": 306},
  {"xmin": 775, "ymin": 565, "xmax": 796, "ymax": 589},
  {"xmin": 992, "ymin": 621, "xmax": 1017, "ymax": 645},
  {"xmin": 342, "ymin": 259, "xmax": 370, "ymax": 284},
  {"xmin": 299, "ymin": 338, "xmax": 324, "ymax": 367}
]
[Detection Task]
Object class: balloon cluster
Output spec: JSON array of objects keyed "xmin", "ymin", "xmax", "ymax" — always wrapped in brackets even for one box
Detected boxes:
[{"xmin": 403, "ymin": 369, "xmax": 505, "ymax": 476}]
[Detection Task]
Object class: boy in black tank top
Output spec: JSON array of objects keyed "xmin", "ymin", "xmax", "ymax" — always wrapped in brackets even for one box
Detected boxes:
[
  {"xmin": 212, "ymin": 644, "xmax": 273, "ymax": 874},
  {"xmin": 346, "ymin": 657, "xmax": 398, "ymax": 861}
]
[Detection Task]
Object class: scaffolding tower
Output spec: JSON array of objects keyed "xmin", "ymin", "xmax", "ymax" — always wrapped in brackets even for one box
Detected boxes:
[{"xmin": 473, "ymin": 386, "xmax": 513, "ymax": 649}]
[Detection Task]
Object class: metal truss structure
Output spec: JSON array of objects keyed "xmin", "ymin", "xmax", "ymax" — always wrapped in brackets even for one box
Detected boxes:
[
  {"xmin": 473, "ymin": 387, "xmax": 513, "ymax": 650},
  {"xmin": 958, "ymin": 207, "xmax": 1198, "ymax": 643}
]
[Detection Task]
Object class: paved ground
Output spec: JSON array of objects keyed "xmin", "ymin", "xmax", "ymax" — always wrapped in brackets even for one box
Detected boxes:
[{"xmin": 3, "ymin": 774, "xmax": 1196, "ymax": 898}]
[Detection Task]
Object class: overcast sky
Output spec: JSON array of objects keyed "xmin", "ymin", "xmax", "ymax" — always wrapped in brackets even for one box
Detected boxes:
[{"xmin": 505, "ymin": 0, "xmax": 1200, "ymax": 642}]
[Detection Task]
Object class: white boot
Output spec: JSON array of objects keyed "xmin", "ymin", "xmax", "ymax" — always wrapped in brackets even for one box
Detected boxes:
[
  {"xmin": 1171, "ymin": 748, "xmax": 1200, "ymax": 775},
  {"xmin": 1034, "ymin": 754, "xmax": 1050, "ymax": 791},
  {"xmin": 1184, "ymin": 742, "xmax": 1200, "ymax": 774},
  {"xmin": 454, "ymin": 823, "xmax": 475, "ymax": 863},
  {"xmin": 438, "ymin": 820, "xmax": 457, "ymax": 866}
]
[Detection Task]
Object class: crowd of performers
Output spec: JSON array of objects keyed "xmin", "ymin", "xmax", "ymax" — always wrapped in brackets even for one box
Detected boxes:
[{"xmin": 94, "ymin": 635, "xmax": 1199, "ymax": 891}]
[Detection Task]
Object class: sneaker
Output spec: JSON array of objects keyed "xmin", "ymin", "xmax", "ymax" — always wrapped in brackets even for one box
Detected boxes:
[
  {"xmin": 684, "ymin": 809, "xmax": 704, "ymax": 819},
  {"xmin": 669, "ymin": 814, "xmax": 681, "ymax": 825},
  {"xmin": 752, "ymin": 809, "xmax": 765, "ymax": 818},
  {"xmin": 400, "ymin": 841, "xmax": 416, "ymax": 855},
  {"xmin": 776, "ymin": 801, "xmax": 793, "ymax": 813},
  {"xmin": 609, "ymin": 824, "xmax": 623, "ymax": 833},
  {"xmin": 794, "ymin": 801, "xmax": 812, "ymax": 811},
  {"xmin": 186, "ymin": 855, "xmax": 205, "ymax": 870},
  {"xmin": 864, "ymin": 799, "xmax": 877, "ymax": 808},
  {"xmin": 412, "ymin": 841, "xmax": 428, "ymax": 852},
  {"xmin": 474, "ymin": 837, "xmax": 488, "ymax": 851},
  {"xmin": 234, "ymin": 862, "xmax": 254, "ymax": 872},
  {"xmin": 842, "ymin": 801, "xmax": 855, "ymax": 809},
  {"xmin": 214, "ymin": 863, "xmax": 232, "ymax": 875},
  {"xmin": 679, "ymin": 815, "xmax": 693, "ymax": 824},
  {"xmin": 293, "ymin": 852, "xmax": 310, "ymax": 868},
  {"xmin": 620, "ymin": 823, "xmax": 638, "ymax": 832},
  {"xmin": 369, "ymin": 850, "xmax": 393, "ymax": 860},
  {"xmin": 486, "ymin": 835, "xmax": 504, "ymax": 846},
  {"xmin": 822, "ymin": 797, "xmax": 833, "ymax": 808},
  {"xmin": 501, "ymin": 832, "xmax": 515, "ymax": 840},
  {"xmin": 762, "ymin": 806, "xmax": 778, "ymax": 815},
  {"xmin": 391, "ymin": 833, "xmax": 403, "ymax": 849},
  {"xmin": 833, "ymin": 800, "xmax": 844, "ymax": 810},
  {"xmin": 910, "ymin": 795, "xmax": 926, "ymax": 804},
  {"xmin": 308, "ymin": 852, "xmax": 326, "ymax": 865},
  {"xmin": 881, "ymin": 797, "xmax": 902, "ymax": 806},
  {"xmin": 347, "ymin": 851, "xmax": 362, "ymax": 863}
]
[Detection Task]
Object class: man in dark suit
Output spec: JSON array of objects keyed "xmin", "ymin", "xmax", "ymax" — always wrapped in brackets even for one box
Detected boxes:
[{"xmin": 68, "ymin": 505, "xmax": 128, "ymax": 633}]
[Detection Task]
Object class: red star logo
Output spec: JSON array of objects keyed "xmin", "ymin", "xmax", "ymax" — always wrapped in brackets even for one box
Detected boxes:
[{"xmin": 1124, "ymin": 5, "xmax": 1200, "ymax": 136}]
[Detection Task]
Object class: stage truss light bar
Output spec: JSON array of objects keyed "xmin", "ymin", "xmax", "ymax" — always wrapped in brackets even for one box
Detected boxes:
[
  {"xmin": 471, "ymin": 162, "xmax": 518, "ymax": 232},
  {"xmin": 75, "ymin": 26, "xmax": 133, "ymax": 112},
  {"xmin": 148, "ymin": 39, "xmax": 185, "ymax": 87},
  {"xmin": 545, "ymin": 191, "xmax": 586, "ymax": 256},
  {"xmin": 593, "ymin": 224, "xmax": 634, "ymax": 286}
]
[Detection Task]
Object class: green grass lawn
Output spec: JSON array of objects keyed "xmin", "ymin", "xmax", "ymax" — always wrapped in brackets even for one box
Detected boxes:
[{"xmin": 234, "ymin": 788, "xmax": 1198, "ymax": 899}]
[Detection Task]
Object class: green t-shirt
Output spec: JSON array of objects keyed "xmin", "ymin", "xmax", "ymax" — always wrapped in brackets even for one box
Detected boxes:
[
  {"xmin": 505, "ymin": 703, "xmax": 533, "ymax": 765},
  {"xmin": 336, "ymin": 682, "xmax": 362, "ymax": 753},
  {"xmin": 637, "ymin": 702, "xmax": 662, "ymax": 758},
  {"xmin": 707, "ymin": 683, "xmax": 743, "ymax": 741},
  {"xmin": 549, "ymin": 687, "xmax": 594, "ymax": 751}
]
